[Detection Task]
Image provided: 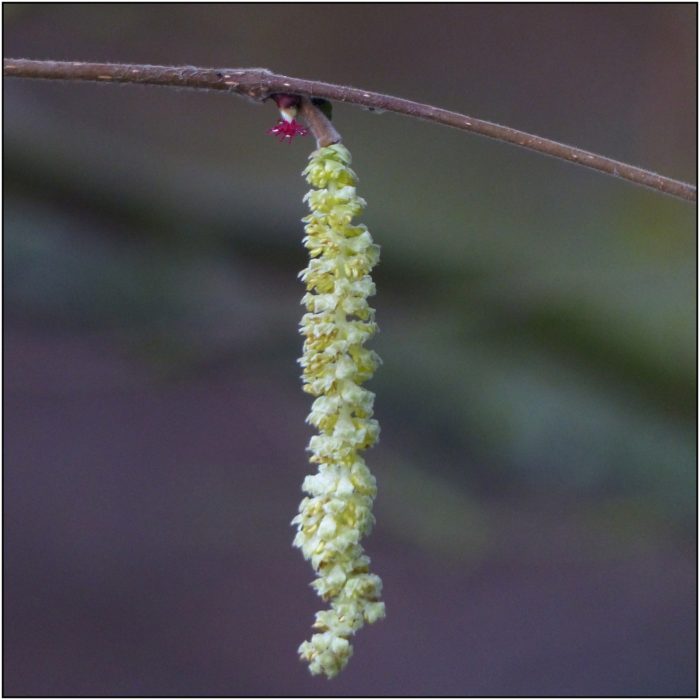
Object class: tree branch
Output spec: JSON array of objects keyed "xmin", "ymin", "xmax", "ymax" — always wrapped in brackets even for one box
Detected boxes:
[{"xmin": 3, "ymin": 58, "xmax": 696, "ymax": 203}]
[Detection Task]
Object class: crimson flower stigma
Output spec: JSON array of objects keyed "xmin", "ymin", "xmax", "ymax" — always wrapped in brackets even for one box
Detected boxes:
[{"xmin": 268, "ymin": 118, "xmax": 309, "ymax": 143}]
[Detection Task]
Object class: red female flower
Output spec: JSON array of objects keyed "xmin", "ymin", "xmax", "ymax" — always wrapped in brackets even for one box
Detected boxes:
[
  {"xmin": 267, "ymin": 118, "xmax": 309, "ymax": 143},
  {"xmin": 268, "ymin": 93, "xmax": 308, "ymax": 143}
]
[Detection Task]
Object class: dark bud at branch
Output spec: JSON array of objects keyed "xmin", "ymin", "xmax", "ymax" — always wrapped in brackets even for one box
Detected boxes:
[
  {"xmin": 311, "ymin": 98, "xmax": 333, "ymax": 122},
  {"xmin": 271, "ymin": 93, "xmax": 302, "ymax": 111}
]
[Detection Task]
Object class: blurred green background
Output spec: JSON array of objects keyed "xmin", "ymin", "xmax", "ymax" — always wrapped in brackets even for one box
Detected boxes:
[{"xmin": 4, "ymin": 4, "xmax": 696, "ymax": 696}]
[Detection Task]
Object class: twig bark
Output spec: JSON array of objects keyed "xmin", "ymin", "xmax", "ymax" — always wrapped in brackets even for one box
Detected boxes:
[
  {"xmin": 3, "ymin": 58, "xmax": 696, "ymax": 202},
  {"xmin": 299, "ymin": 98, "xmax": 341, "ymax": 148}
]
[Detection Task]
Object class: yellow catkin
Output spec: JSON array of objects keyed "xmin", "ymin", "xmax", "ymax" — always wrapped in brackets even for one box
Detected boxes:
[{"xmin": 292, "ymin": 143, "xmax": 385, "ymax": 678}]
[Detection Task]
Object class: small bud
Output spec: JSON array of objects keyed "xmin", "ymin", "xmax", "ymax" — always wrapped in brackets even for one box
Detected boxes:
[{"xmin": 271, "ymin": 93, "xmax": 303, "ymax": 124}]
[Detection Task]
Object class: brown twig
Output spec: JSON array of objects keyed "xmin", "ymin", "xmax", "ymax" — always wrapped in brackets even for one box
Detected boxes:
[
  {"xmin": 299, "ymin": 98, "xmax": 341, "ymax": 148},
  {"xmin": 3, "ymin": 58, "xmax": 696, "ymax": 202}
]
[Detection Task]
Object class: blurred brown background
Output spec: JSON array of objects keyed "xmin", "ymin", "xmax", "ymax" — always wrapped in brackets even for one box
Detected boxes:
[{"xmin": 4, "ymin": 4, "xmax": 696, "ymax": 696}]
